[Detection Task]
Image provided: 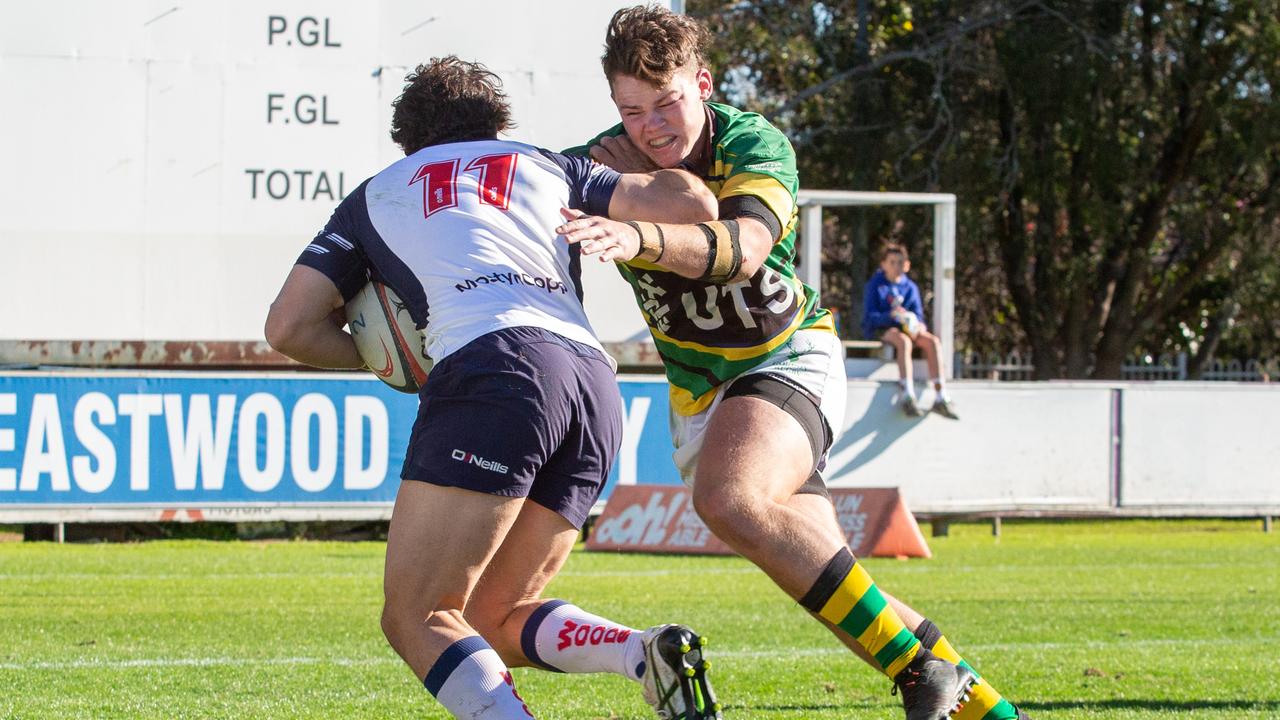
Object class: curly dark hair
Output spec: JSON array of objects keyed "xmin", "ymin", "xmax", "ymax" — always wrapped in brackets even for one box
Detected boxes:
[
  {"xmin": 602, "ymin": 4, "xmax": 709, "ymax": 86},
  {"xmin": 390, "ymin": 56, "xmax": 513, "ymax": 155}
]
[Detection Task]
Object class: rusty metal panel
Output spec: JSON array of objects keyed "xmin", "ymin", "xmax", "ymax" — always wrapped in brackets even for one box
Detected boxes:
[{"xmin": 0, "ymin": 340, "xmax": 299, "ymax": 368}]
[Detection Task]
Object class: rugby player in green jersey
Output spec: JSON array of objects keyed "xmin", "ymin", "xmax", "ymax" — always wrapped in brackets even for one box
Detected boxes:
[{"xmin": 558, "ymin": 6, "xmax": 1030, "ymax": 720}]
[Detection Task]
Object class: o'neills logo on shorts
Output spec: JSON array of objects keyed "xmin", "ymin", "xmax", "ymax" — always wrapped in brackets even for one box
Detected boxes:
[{"xmin": 451, "ymin": 449, "xmax": 509, "ymax": 474}]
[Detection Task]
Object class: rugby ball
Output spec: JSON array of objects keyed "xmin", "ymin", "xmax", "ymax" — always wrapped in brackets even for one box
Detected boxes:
[{"xmin": 345, "ymin": 281, "xmax": 433, "ymax": 393}]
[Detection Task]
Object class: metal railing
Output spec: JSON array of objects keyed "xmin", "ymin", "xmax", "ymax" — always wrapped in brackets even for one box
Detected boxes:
[{"xmin": 955, "ymin": 351, "xmax": 1279, "ymax": 382}]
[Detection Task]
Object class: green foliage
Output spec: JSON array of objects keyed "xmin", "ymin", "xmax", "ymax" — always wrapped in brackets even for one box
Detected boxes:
[
  {"xmin": 690, "ymin": 0, "xmax": 1280, "ymax": 376},
  {"xmin": 2, "ymin": 520, "xmax": 1277, "ymax": 718}
]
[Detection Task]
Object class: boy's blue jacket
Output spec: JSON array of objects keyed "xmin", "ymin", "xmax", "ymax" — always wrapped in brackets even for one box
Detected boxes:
[{"xmin": 861, "ymin": 268, "xmax": 924, "ymax": 339}]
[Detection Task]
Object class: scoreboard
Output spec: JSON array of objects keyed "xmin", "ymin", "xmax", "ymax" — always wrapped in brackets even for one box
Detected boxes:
[{"xmin": 0, "ymin": 1, "xmax": 657, "ymax": 343}]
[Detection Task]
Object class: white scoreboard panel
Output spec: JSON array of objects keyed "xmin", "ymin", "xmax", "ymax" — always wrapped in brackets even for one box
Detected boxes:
[{"xmin": 0, "ymin": 1, "xmax": 655, "ymax": 343}]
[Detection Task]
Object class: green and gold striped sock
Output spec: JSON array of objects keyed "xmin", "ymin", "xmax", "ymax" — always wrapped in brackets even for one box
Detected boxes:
[
  {"xmin": 914, "ymin": 619, "xmax": 1024, "ymax": 720},
  {"xmin": 799, "ymin": 547, "xmax": 921, "ymax": 679}
]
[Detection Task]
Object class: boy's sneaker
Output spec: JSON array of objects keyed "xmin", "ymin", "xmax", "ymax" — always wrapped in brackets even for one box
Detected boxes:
[
  {"xmin": 892, "ymin": 651, "xmax": 977, "ymax": 720},
  {"xmin": 931, "ymin": 398, "xmax": 960, "ymax": 420},
  {"xmin": 900, "ymin": 394, "xmax": 924, "ymax": 417},
  {"xmin": 640, "ymin": 624, "xmax": 721, "ymax": 719}
]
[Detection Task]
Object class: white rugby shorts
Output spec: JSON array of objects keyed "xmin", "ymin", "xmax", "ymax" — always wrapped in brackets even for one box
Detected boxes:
[{"xmin": 668, "ymin": 329, "xmax": 847, "ymax": 486}]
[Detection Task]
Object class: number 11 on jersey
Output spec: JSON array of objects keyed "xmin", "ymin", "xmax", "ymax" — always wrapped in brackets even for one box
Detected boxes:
[{"xmin": 409, "ymin": 153, "xmax": 518, "ymax": 218}]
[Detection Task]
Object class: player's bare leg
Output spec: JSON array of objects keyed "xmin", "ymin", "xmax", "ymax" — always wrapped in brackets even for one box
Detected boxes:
[
  {"xmin": 693, "ymin": 396, "xmax": 853, "ymax": 592},
  {"xmin": 787, "ymin": 492, "xmax": 922, "ymax": 668},
  {"xmin": 467, "ymin": 500, "xmax": 720, "ymax": 718},
  {"xmin": 463, "ymin": 500, "xmax": 577, "ymax": 664},
  {"xmin": 791, "ymin": 491, "xmax": 927, "ymax": 623},
  {"xmin": 692, "ymin": 396, "xmax": 973, "ymax": 719},
  {"xmin": 789, "ymin": 491, "xmax": 883, "ymax": 668},
  {"xmin": 787, "ymin": 454, "xmax": 1024, "ymax": 719},
  {"xmin": 382, "ymin": 481, "xmax": 535, "ymax": 718}
]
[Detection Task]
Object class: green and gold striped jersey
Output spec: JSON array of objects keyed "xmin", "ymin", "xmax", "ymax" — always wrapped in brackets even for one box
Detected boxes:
[{"xmin": 570, "ymin": 102, "xmax": 835, "ymax": 415}]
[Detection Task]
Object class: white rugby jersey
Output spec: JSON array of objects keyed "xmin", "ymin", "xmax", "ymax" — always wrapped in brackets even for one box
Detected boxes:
[{"xmin": 297, "ymin": 139, "xmax": 620, "ymax": 364}]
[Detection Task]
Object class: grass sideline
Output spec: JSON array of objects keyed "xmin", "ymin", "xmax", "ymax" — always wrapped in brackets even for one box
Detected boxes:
[{"xmin": 2, "ymin": 519, "xmax": 1277, "ymax": 719}]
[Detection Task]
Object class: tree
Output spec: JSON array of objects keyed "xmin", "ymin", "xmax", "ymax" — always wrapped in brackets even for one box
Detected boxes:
[{"xmin": 690, "ymin": 0, "xmax": 1280, "ymax": 377}]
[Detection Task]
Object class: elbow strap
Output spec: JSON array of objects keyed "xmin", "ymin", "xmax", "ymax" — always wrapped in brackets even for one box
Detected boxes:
[{"xmin": 697, "ymin": 219, "xmax": 743, "ymax": 283}]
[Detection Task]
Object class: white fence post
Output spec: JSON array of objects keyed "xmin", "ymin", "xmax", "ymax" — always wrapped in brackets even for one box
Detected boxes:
[
  {"xmin": 799, "ymin": 204, "xmax": 824, "ymax": 295},
  {"xmin": 933, "ymin": 200, "xmax": 956, "ymax": 379}
]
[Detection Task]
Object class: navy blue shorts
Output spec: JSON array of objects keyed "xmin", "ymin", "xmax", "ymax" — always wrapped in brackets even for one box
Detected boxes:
[{"xmin": 401, "ymin": 326, "xmax": 622, "ymax": 529}]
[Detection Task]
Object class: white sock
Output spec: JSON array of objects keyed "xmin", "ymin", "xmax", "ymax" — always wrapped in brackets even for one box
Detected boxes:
[
  {"xmin": 520, "ymin": 600, "xmax": 646, "ymax": 681},
  {"xmin": 425, "ymin": 636, "xmax": 535, "ymax": 719},
  {"xmin": 931, "ymin": 378, "xmax": 947, "ymax": 400},
  {"xmin": 897, "ymin": 378, "xmax": 915, "ymax": 399}
]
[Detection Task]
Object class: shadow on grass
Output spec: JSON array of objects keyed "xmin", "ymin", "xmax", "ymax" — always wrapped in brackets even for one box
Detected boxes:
[{"xmin": 1022, "ymin": 699, "xmax": 1280, "ymax": 713}]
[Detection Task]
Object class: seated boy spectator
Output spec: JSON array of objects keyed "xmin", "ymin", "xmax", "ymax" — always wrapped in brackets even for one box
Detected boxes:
[{"xmin": 861, "ymin": 244, "xmax": 958, "ymax": 418}]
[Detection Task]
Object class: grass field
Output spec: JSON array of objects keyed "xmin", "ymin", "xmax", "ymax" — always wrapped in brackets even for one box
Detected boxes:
[{"xmin": 2, "ymin": 519, "xmax": 1277, "ymax": 719}]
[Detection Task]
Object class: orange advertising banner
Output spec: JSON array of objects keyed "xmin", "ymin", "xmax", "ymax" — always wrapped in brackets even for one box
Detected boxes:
[{"xmin": 587, "ymin": 485, "xmax": 931, "ymax": 558}]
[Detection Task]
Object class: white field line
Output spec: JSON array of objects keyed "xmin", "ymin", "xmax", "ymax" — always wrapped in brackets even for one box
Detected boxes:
[
  {"xmin": 2, "ymin": 637, "xmax": 1273, "ymax": 672},
  {"xmin": 0, "ymin": 572, "xmax": 379, "ymax": 581},
  {"xmin": 562, "ymin": 567, "xmax": 762, "ymax": 578},
  {"xmin": 0, "ymin": 656, "xmax": 396, "ymax": 671},
  {"xmin": 0, "ymin": 567, "xmax": 764, "ymax": 582}
]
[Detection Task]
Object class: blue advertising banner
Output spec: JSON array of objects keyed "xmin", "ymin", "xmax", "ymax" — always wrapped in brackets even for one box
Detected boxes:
[{"xmin": 0, "ymin": 371, "xmax": 681, "ymax": 521}]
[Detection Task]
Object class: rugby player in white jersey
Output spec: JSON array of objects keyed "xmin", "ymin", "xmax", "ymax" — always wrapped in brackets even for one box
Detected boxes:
[{"xmin": 265, "ymin": 57, "xmax": 721, "ymax": 719}]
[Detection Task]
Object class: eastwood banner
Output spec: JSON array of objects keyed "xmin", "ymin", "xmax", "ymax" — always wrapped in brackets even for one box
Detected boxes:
[
  {"xmin": 586, "ymin": 485, "xmax": 931, "ymax": 558},
  {"xmin": 0, "ymin": 371, "xmax": 681, "ymax": 522}
]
